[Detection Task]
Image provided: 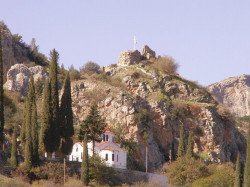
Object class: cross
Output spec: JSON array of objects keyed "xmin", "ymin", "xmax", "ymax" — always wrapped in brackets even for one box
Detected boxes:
[{"xmin": 133, "ymin": 35, "xmax": 137, "ymax": 50}]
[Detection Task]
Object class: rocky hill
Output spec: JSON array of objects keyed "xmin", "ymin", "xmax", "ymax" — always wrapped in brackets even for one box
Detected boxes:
[
  {"xmin": 0, "ymin": 21, "xmax": 48, "ymax": 82},
  {"xmin": 4, "ymin": 45, "xmax": 246, "ymax": 172},
  {"xmin": 207, "ymin": 74, "xmax": 250, "ymax": 117}
]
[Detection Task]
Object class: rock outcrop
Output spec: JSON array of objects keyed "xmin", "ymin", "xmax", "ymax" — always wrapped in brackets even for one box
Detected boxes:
[
  {"xmin": 70, "ymin": 61, "xmax": 245, "ymax": 171},
  {"xmin": 142, "ymin": 45, "xmax": 156, "ymax": 60},
  {"xmin": 118, "ymin": 50, "xmax": 142, "ymax": 66},
  {"xmin": 4, "ymin": 64, "xmax": 48, "ymax": 96},
  {"xmin": 207, "ymin": 74, "xmax": 250, "ymax": 117}
]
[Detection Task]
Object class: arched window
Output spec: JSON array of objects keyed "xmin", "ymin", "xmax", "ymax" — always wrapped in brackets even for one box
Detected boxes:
[
  {"xmin": 105, "ymin": 153, "xmax": 108, "ymax": 161},
  {"xmin": 103, "ymin": 134, "xmax": 105, "ymax": 141},
  {"xmin": 112, "ymin": 154, "xmax": 114, "ymax": 161},
  {"xmin": 106, "ymin": 135, "xmax": 109, "ymax": 141}
]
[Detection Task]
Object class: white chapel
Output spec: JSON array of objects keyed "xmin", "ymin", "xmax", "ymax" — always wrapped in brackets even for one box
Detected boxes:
[{"xmin": 68, "ymin": 126, "xmax": 127, "ymax": 169}]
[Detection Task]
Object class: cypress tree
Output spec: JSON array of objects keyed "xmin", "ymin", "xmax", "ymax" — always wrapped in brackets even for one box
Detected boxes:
[
  {"xmin": 80, "ymin": 104, "xmax": 106, "ymax": 155},
  {"xmin": 59, "ymin": 73, "xmax": 74, "ymax": 155},
  {"xmin": 49, "ymin": 49, "xmax": 60, "ymax": 152},
  {"xmin": 234, "ymin": 154, "xmax": 242, "ymax": 187},
  {"xmin": 10, "ymin": 124, "xmax": 18, "ymax": 168},
  {"xmin": 244, "ymin": 126, "xmax": 250, "ymax": 186},
  {"xmin": 20, "ymin": 106, "xmax": 26, "ymax": 144},
  {"xmin": 31, "ymin": 98, "xmax": 39, "ymax": 165},
  {"xmin": 39, "ymin": 79, "xmax": 52, "ymax": 154},
  {"xmin": 186, "ymin": 131, "xmax": 193, "ymax": 157},
  {"xmin": 35, "ymin": 78, "xmax": 43, "ymax": 97},
  {"xmin": 177, "ymin": 124, "xmax": 185, "ymax": 157},
  {"xmin": 81, "ymin": 133, "xmax": 89, "ymax": 186},
  {"xmin": 0, "ymin": 28, "xmax": 4, "ymax": 149}
]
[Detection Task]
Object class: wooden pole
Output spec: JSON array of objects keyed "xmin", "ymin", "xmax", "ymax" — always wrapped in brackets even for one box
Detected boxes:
[
  {"xmin": 146, "ymin": 146, "xmax": 148, "ymax": 173},
  {"xmin": 64, "ymin": 158, "xmax": 66, "ymax": 185}
]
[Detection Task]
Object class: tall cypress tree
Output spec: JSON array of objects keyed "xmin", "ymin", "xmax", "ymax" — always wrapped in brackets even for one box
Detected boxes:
[
  {"xmin": 39, "ymin": 79, "xmax": 52, "ymax": 155},
  {"xmin": 81, "ymin": 133, "xmax": 89, "ymax": 186},
  {"xmin": 177, "ymin": 124, "xmax": 185, "ymax": 157},
  {"xmin": 49, "ymin": 49, "xmax": 60, "ymax": 153},
  {"xmin": 186, "ymin": 131, "xmax": 193, "ymax": 157},
  {"xmin": 80, "ymin": 104, "xmax": 106, "ymax": 155},
  {"xmin": 244, "ymin": 126, "xmax": 250, "ymax": 186},
  {"xmin": 0, "ymin": 28, "xmax": 4, "ymax": 149},
  {"xmin": 31, "ymin": 98, "xmax": 39, "ymax": 165},
  {"xmin": 10, "ymin": 124, "xmax": 18, "ymax": 168},
  {"xmin": 59, "ymin": 73, "xmax": 74, "ymax": 155},
  {"xmin": 235, "ymin": 154, "xmax": 242, "ymax": 187}
]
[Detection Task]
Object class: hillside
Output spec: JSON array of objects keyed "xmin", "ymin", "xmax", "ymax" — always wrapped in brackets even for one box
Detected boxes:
[{"xmin": 207, "ymin": 74, "xmax": 250, "ymax": 117}]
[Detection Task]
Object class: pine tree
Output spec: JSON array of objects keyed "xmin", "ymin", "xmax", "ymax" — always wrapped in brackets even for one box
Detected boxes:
[
  {"xmin": 49, "ymin": 49, "xmax": 60, "ymax": 153},
  {"xmin": 235, "ymin": 154, "xmax": 242, "ymax": 187},
  {"xmin": 244, "ymin": 126, "xmax": 250, "ymax": 186},
  {"xmin": 31, "ymin": 99, "xmax": 39, "ymax": 165},
  {"xmin": 10, "ymin": 124, "xmax": 18, "ymax": 168},
  {"xmin": 177, "ymin": 124, "xmax": 185, "ymax": 157},
  {"xmin": 80, "ymin": 104, "xmax": 106, "ymax": 155},
  {"xmin": 186, "ymin": 131, "xmax": 193, "ymax": 157},
  {"xmin": 39, "ymin": 79, "xmax": 52, "ymax": 154},
  {"xmin": 81, "ymin": 133, "xmax": 89, "ymax": 186},
  {"xmin": 59, "ymin": 73, "xmax": 74, "ymax": 155},
  {"xmin": 0, "ymin": 28, "xmax": 4, "ymax": 149}
]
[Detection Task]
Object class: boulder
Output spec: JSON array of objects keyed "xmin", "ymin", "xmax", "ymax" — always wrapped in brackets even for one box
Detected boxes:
[
  {"xmin": 4, "ymin": 64, "xmax": 49, "ymax": 96},
  {"xmin": 142, "ymin": 45, "xmax": 156, "ymax": 60}
]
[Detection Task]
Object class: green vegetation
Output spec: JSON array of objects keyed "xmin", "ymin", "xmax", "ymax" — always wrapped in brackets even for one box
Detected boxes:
[
  {"xmin": 69, "ymin": 65, "xmax": 81, "ymax": 80},
  {"xmin": 10, "ymin": 124, "xmax": 18, "ymax": 168},
  {"xmin": 177, "ymin": 124, "xmax": 185, "ymax": 157},
  {"xmin": 0, "ymin": 28, "xmax": 4, "ymax": 149},
  {"xmin": 134, "ymin": 108, "xmax": 150, "ymax": 139},
  {"xmin": 186, "ymin": 131, "xmax": 193, "ymax": 157},
  {"xmin": 59, "ymin": 73, "xmax": 74, "ymax": 155},
  {"xmin": 81, "ymin": 133, "xmax": 89, "ymax": 186},
  {"xmin": 80, "ymin": 61, "xmax": 100, "ymax": 74},
  {"xmin": 153, "ymin": 56, "xmax": 179, "ymax": 74},
  {"xmin": 79, "ymin": 104, "xmax": 106, "ymax": 155},
  {"xmin": 34, "ymin": 78, "xmax": 43, "ymax": 97},
  {"xmin": 244, "ymin": 125, "xmax": 250, "ymax": 186},
  {"xmin": 234, "ymin": 154, "xmax": 242, "ymax": 187}
]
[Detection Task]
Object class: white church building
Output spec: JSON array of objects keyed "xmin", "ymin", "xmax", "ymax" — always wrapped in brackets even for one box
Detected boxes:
[{"xmin": 68, "ymin": 126, "xmax": 127, "ymax": 169}]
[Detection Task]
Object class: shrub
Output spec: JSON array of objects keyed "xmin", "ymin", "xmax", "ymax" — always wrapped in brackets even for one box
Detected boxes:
[
  {"xmin": 167, "ymin": 156, "xmax": 209, "ymax": 186},
  {"xmin": 80, "ymin": 61, "xmax": 100, "ymax": 74},
  {"xmin": 89, "ymin": 156, "xmax": 121, "ymax": 186},
  {"xmin": 216, "ymin": 104, "xmax": 234, "ymax": 122},
  {"xmin": 154, "ymin": 56, "xmax": 179, "ymax": 74}
]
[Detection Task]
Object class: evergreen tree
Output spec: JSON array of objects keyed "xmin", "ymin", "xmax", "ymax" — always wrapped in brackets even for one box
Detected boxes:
[
  {"xmin": 31, "ymin": 99, "xmax": 39, "ymax": 165},
  {"xmin": 80, "ymin": 104, "xmax": 106, "ymax": 155},
  {"xmin": 20, "ymin": 105, "xmax": 26, "ymax": 144},
  {"xmin": 244, "ymin": 126, "xmax": 250, "ymax": 186},
  {"xmin": 49, "ymin": 49, "xmax": 60, "ymax": 152},
  {"xmin": 0, "ymin": 28, "xmax": 4, "ymax": 149},
  {"xmin": 35, "ymin": 78, "xmax": 43, "ymax": 97},
  {"xmin": 81, "ymin": 133, "xmax": 89, "ymax": 186},
  {"xmin": 10, "ymin": 124, "xmax": 18, "ymax": 168},
  {"xmin": 186, "ymin": 131, "xmax": 193, "ymax": 157},
  {"xmin": 59, "ymin": 73, "xmax": 74, "ymax": 155},
  {"xmin": 235, "ymin": 154, "xmax": 242, "ymax": 187},
  {"xmin": 177, "ymin": 124, "xmax": 185, "ymax": 157},
  {"xmin": 39, "ymin": 79, "xmax": 52, "ymax": 154}
]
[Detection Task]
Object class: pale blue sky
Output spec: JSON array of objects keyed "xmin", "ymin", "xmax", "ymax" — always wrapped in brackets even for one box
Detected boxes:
[{"xmin": 1, "ymin": 0, "xmax": 250, "ymax": 86}]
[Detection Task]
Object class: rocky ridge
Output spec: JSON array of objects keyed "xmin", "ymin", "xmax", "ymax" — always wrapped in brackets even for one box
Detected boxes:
[{"xmin": 207, "ymin": 74, "xmax": 250, "ymax": 117}]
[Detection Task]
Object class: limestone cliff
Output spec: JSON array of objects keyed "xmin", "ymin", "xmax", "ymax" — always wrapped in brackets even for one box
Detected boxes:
[
  {"xmin": 207, "ymin": 74, "xmax": 250, "ymax": 117},
  {"xmin": 69, "ymin": 47, "xmax": 245, "ymax": 171}
]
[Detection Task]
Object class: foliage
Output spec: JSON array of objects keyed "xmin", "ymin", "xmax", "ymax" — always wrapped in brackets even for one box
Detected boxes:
[
  {"xmin": 0, "ymin": 174, "xmax": 29, "ymax": 187},
  {"xmin": 134, "ymin": 108, "xmax": 150, "ymax": 139},
  {"xmin": 186, "ymin": 131, "xmax": 193, "ymax": 157},
  {"xmin": 59, "ymin": 73, "xmax": 74, "ymax": 155},
  {"xmin": 244, "ymin": 125, "xmax": 250, "ymax": 187},
  {"xmin": 35, "ymin": 78, "xmax": 43, "ymax": 97},
  {"xmin": 31, "ymin": 98, "xmax": 39, "ymax": 165},
  {"xmin": 167, "ymin": 156, "xmax": 209, "ymax": 186},
  {"xmin": 153, "ymin": 56, "xmax": 179, "ymax": 74},
  {"xmin": 0, "ymin": 28, "xmax": 4, "ymax": 147},
  {"xmin": 216, "ymin": 103, "xmax": 234, "ymax": 122},
  {"xmin": 79, "ymin": 104, "xmax": 106, "ymax": 155},
  {"xmin": 49, "ymin": 49, "xmax": 60, "ymax": 153},
  {"xmin": 89, "ymin": 155, "xmax": 121, "ymax": 186},
  {"xmin": 234, "ymin": 154, "xmax": 242, "ymax": 187},
  {"xmin": 192, "ymin": 163, "xmax": 235, "ymax": 187},
  {"xmin": 27, "ymin": 39, "xmax": 48, "ymax": 66},
  {"xmin": 80, "ymin": 61, "xmax": 100, "ymax": 74},
  {"xmin": 81, "ymin": 133, "xmax": 89, "ymax": 186},
  {"xmin": 10, "ymin": 124, "xmax": 18, "ymax": 168},
  {"xmin": 177, "ymin": 124, "xmax": 185, "ymax": 157},
  {"xmin": 69, "ymin": 65, "xmax": 81, "ymax": 80}
]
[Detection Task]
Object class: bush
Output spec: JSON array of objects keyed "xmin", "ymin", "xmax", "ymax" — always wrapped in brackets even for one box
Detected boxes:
[
  {"xmin": 167, "ymin": 156, "xmax": 209, "ymax": 186},
  {"xmin": 192, "ymin": 163, "xmax": 235, "ymax": 187},
  {"xmin": 89, "ymin": 156, "xmax": 121, "ymax": 186},
  {"xmin": 80, "ymin": 61, "xmax": 100, "ymax": 74},
  {"xmin": 154, "ymin": 56, "xmax": 179, "ymax": 74},
  {"xmin": 216, "ymin": 104, "xmax": 234, "ymax": 122}
]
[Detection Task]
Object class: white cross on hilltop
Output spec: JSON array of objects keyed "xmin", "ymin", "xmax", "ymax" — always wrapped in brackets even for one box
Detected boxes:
[{"xmin": 133, "ymin": 35, "xmax": 137, "ymax": 50}]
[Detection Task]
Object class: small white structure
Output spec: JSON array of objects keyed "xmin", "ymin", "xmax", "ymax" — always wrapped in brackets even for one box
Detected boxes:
[{"xmin": 68, "ymin": 126, "xmax": 127, "ymax": 169}]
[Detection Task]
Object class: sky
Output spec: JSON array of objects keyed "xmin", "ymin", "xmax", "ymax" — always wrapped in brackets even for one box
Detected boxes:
[{"xmin": 1, "ymin": 0, "xmax": 250, "ymax": 86}]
